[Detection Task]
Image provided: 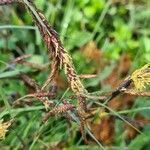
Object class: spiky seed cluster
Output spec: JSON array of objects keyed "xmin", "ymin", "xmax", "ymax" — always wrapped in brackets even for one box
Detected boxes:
[
  {"xmin": 0, "ymin": 120, "xmax": 12, "ymax": 139},
  {"xmin": 60, "ymin": 50, "xmax": 86, "ymax": 94},
  {"xmin": 33, "ymin": 92, "xmax": 55, "ymax": 98},
  {"xmin": 43, "ymin": 103, "xmax": 75, "ymax": 122},
  {"xmin": 131, "ymin": 63, "xmax": 150, "ymax": 91},
  {"xmin": 23, "ymin": 0, "xmax": 86, "ymax": 95},
  {"xmin": 42, "ymin": 57, "xmax": 59, "ymax": 90}
]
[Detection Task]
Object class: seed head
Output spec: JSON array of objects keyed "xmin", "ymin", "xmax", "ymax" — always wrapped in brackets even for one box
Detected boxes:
[
  {"xmin": 131, "ymin": 63, "xmax": 150, "ymax": 91},
  {"xmin": 0, "ymin": 119, "xmax": 12, "ymax": 140}
]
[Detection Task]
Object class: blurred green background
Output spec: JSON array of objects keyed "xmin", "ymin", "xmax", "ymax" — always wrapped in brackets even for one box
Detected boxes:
[{"xmin": 0, "ymin": 0, "xmax": 150, "ymax": 149}]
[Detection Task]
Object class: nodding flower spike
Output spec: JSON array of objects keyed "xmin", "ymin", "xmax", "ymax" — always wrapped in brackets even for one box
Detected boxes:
[{"xmin": 21, "ymin": 0, "xmax": 86, "ymax": 95}]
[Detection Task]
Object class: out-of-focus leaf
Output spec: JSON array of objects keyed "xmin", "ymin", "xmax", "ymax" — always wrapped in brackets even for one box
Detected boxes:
[
  {"xmin": 65, "ymin": 31, "xmax": 91, "ymax": 50},
  {"xmin": 128, "ymin": 133, "xmax": 150, "ymax": 150}
]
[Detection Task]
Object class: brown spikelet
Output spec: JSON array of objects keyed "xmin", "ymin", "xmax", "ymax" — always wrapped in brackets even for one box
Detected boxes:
[
  {"xmin": 123, "ymin": 90, "xmax": 150, "ymax": 97},
  {"xmin": 34, "ymin": 92, "xmax": 55, "ymax": 98},
  {"xmin": 78, "ymin": 95, "xmax": 87, "ymax": 112},
  {"xmin": 42, "ymin": 56, "xmax": 59, "ymax": 90},
  {"xmin": 18, "ymin": 92, "xmax": 55, "ymax": 99},
  {"xmin": 20, "ymin": 73, "xmax": 40, "ymax": 92},
  {"xmin": 79, "ymin": 74, "xmax": 97, "ymax": 79},
  {"xmin": 11, "ymin": 54, "xmax": 32, "ymax": 64},
  {"xmin": 77, "ymin": 108, "xmax": 87, "ymax": 143},
  {"xmin": 13, "ymin": 93, "xmax": 54, "ymax": 108},
  {"xmin": 43, "ymin": 103, "xmax": 75, "ymax": 122},
  {"xmin": 61, "ymin": 50, "xmax": 86, "ymax": 94}
]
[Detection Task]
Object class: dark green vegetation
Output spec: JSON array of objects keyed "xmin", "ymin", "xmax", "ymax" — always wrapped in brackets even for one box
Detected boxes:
[{"xmin": 0, "ymin": 0, "xmax": 150, "ymax": 149}]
